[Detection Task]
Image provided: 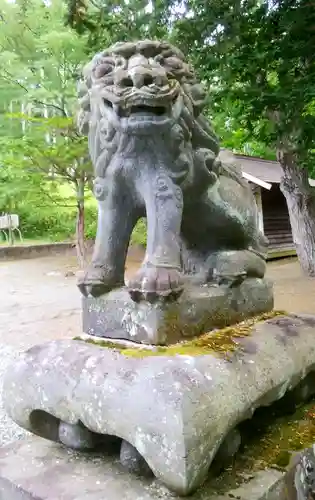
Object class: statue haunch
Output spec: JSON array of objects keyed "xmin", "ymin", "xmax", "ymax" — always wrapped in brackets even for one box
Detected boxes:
[{"xmin": 77, "ymin": 40, "xmax": 268, "ymax": 302}]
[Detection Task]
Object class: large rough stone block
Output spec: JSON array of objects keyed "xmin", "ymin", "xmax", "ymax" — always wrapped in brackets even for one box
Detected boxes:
[
  {"xmin": 82, "ymin": 278, "xmax": 273, "ymax": 344},
  {"xmin": 4, "ymin": 313, "xmax": 315, "ymax": 496}
]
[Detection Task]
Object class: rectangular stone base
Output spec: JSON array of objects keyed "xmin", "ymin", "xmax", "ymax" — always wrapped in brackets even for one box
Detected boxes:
[
  {"xmin": 82, "ymin": 278, "xmax": 273, "ymax": 345},
  {"xmin": 0, "ymin": 438, "xmax": 283, "ymax": 500}
]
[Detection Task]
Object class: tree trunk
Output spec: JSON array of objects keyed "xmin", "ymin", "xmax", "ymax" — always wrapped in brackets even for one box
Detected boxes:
[
  {"xmin": 75, "ymin": 178, "xmax": 86, "ymax": 269},
  {"xmin": 278, "ymin": 150, "xmax": 315, "ymax": 276}
]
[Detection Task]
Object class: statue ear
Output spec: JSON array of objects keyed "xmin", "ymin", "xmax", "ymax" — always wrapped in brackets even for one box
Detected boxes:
[
  {"xmin": 188, "ymin": 148, "xmax": 218, "ymax": 195},
  {"xmin": 189, "ymin": 83, "xmax": 207, "ymax": 116}
]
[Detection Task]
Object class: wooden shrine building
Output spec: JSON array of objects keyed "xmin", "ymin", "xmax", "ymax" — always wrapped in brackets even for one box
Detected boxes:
[{"xmin": 230, "ymin": 153, "xmax": 315, "ymax": 259}]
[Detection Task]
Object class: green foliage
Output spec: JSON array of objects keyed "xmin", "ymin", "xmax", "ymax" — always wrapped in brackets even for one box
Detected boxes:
[
  {"xmin": 173, "ymin": 0, "xmax": 315, "ymax": 169},
  {"xmin": 0, "ymin": 0, "xmax": 94, "ymax": 245},
  {"xmin": 65, "ymin": 0, "xmax": 173, "ymax": 51},
  {"xmin": 0, "ymin": 114, "xmax": 92, "ymax": 224},
  {"xmin": 208, "ymin": 106, "xmax": 276, "ymax": 159},
  {"xmin": 0, "ymin": 0, "xmax": 88, "ymax": 113},
  {"xmin": 16, "ymin": 204, "xmax": 146, "ymax": 246},
  {"xmin": 7, "ymin": 115, "xmax": 92, "ymax": 194},
  {"xmin": 17, "ymin": 203, "xmax": 97, "ymax": 241},
  {"xmin": 131, "ymin": 218, "xmax": 147, "ymax": 247},
  {"xmin": 17, "ymin": 205, "xmax": 74, "ymax": 241},
  {"xmin": 0, "ymin": 141, "xmax": 43, "ymax": 213}
]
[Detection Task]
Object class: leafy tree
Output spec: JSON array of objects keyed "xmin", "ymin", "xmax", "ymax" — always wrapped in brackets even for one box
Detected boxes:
[
  {"xmin": 0, "ymin": 138, "xmax": 46, "ymax": 244},
  {"xmin": 172, "ymin": 0, "xmax": 315, "ymax": 275},
  {"xmin": 0, "ymin": 0, "xmax": 87, "ymax": 111},
  {"xmin": 65, "ymin": 0, "xmax": 173, "ymax": 50},
  {"xmin": 208, "ymin": 102, "xmax": 276, "ymax": 159},
  {"xmin": 2, "ymin": 116, "xmax": 92, "ymax": 266},
  {"xmin": 0, "ymin": 0, "xmax": 93, "ymax": 264}
]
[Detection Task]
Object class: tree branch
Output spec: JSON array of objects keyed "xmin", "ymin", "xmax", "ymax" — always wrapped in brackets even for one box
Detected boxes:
[
  {"xmin": 0, "ymin": 71, "xmax": 29, "ymax": 93},
  {"xmin": 33, "ymin": 100, "xmax": 67, "ymax": 116}
]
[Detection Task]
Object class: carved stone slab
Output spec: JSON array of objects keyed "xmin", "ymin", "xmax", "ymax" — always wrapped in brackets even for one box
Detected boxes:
[
  {"xmin": 3, "ymin": 314, "xmax": 315, "ymax": 496},
  {"xmin": 82, "ymin": 277, "xmax": 273, "ymax": 344},
  {"xmin": 0, "ymin": 437, "xmax": 283, "ymax": 500}
]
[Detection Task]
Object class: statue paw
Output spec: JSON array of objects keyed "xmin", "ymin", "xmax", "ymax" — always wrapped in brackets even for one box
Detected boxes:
[
  {"xmin": 127, "ymin": 265, "xmax": 184, "ymax": 303},
  {"xmin": 77, "ymin": 265, "xmax": 124, "ymax": 298}
]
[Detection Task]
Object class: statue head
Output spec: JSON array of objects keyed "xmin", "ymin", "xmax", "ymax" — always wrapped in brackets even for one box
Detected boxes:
[
  {"xmin": 77, "ymin": 40, "xmax": 210, "ymax": 136},
  {"xmin": 77, "ymin": 39, "xmax": 222, "ymax": 198}
]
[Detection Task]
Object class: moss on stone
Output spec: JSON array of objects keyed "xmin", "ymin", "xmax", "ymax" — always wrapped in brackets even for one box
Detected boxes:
[
  {"xmin": 234, "ymin": 399, "xmax": 315, "ymax": 475},
  {"xmin": 74, "ymin": 309, "xmax": 287, "ymax": 358},
  {"xmin": 202, "ymin": 398, "xmax": 315, "ymax": 495},
  {"xmin": 73, "ymin": 337, "xmax": 127, "ymax": 351}
]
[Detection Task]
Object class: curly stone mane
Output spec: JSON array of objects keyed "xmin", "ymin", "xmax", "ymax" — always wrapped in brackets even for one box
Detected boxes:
[
  {"xmin": 77, "ymin": 40, "xmax": 247, "ymax": 192},
  {"xmin": 76, "ymin": 39, "xmax": 268, "ymax": 302}
]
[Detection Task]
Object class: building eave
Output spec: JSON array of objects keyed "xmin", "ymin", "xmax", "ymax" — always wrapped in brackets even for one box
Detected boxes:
[{"xmin": 242, "ymin": 172, "xmax": 272, "ymax": 190}]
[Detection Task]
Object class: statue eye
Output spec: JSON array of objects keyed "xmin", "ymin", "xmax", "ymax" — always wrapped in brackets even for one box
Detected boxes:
[{"xmin": 94, "ymin": 63, "xmax": 114, "ymax": 79}]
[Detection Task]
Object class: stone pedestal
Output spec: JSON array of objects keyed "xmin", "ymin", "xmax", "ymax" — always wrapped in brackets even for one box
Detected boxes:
[
  {"xmin": 4, "ymin": 313, "xmax": 315, "ymax": 496},
  {"xmin": 0, "ymin": 437, "xmax": 283, "ymax": 500},
  {"xmin": 82, "ymin": 278, "xmax": 273, "ymax": 345}
]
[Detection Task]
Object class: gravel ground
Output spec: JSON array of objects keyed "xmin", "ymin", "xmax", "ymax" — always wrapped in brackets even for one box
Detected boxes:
[
  {"xmin": 0, "ymin": 256, "xmax": 80, "ymax": 447},
  {"xmin": 0, "ymin": 254, "xmax": 315, "ymax": 448}
]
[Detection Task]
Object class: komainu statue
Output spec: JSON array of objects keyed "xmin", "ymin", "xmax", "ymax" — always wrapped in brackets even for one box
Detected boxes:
[{"xmin": 77, "ymin": 40, "xmax": 268, "ymax": 302}]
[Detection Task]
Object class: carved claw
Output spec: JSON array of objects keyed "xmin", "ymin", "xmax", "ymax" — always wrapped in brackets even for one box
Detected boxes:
[
  {"xmin": 77, "ymin": 265, "xmax": 124, "ymax": 298},
  {"xmin": 126, "ymin": 265, "xmax": 184, "ymax": 303}
]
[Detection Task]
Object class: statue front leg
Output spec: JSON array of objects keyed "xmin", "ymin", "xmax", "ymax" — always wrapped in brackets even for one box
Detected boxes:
[
  {"xmin": 78, "ymin": 176, "xmax": 138, "ymax": 298},
  {"xmin": 127, "ymin": 170, "xmax": 184, "ymax": 303}
]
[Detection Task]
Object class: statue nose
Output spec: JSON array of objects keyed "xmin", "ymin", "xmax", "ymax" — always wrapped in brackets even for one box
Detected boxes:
[
  {"xmin": 131, "ymin": 71, "xmax": 154, "ymax": 88},
  {"xmin": 116, "ymin": 65, "xmax": 168, "ymax": 89},
  {"xmin": 121, "ymin": 53, "xmax": 168, "ymax": 89}
]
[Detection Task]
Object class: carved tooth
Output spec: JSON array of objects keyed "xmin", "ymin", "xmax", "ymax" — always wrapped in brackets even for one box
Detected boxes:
[{"xmin": 113, "ymin": 104, "xmax": 119, "ymax": 116}]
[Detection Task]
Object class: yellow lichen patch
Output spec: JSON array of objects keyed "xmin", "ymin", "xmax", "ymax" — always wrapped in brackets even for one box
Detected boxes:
[
  {"xmin": 203, "ymin": 398, "xmax": 315, "ymax": 496},
  {"xmin": 235, "ymin": 400, "xmax": 315, "ymax": 473},
  {"xmin": 74, "ymin": 309, "xmax": 287, "ymax": 358},
  {"xmin": 73, "ymin": 337, "xmax": 129, "ymax": 351}
]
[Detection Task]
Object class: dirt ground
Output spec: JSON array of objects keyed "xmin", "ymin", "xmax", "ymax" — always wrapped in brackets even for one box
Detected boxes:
[{"xmin": 0, "ymin": 253, "xmax": 314, "ymax": 350}]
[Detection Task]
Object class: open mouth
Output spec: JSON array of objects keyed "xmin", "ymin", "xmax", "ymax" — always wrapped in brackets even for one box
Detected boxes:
[
  {"xmin": 104, "ymin": 99, "xmax": 168, "ymax": 117},
  {"xmin": 121, "ymin": 105, "xmax": 167, "ymax": 117}
]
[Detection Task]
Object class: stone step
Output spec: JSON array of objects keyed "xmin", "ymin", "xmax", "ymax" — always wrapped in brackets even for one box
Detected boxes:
[{"xmin": 0, "ymin": 437, "xmax": 283, "ymax": 500}]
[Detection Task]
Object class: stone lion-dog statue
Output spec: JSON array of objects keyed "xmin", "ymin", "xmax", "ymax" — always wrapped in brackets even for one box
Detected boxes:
[{"xmin": 77, "ymin": 39, "xmax": 268, "ymax": 302}]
